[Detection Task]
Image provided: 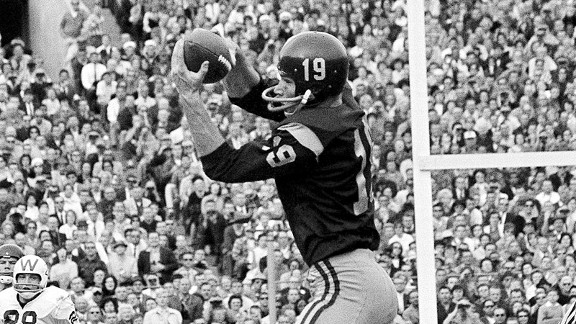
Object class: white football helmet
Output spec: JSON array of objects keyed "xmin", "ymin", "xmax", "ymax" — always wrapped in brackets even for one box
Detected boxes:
[{"xmin": 13, "ymin": 255, "xmax": 48, "ymax": 299}]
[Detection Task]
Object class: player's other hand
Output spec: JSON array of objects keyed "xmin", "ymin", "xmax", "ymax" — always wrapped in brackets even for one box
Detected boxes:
[
  {"xmin": 223, "ymin": 38, "xmax": 239, "ymax": 67},
  {"xmin": 170, "ymin": 39, "xmax": 209, "ymax": 96}
]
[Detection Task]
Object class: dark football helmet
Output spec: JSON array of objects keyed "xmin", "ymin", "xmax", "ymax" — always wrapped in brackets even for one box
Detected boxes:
[
  {"xmin": 0, "ymin": 244, "xmax": 24, "ymax": 284},
  {"xmin": 262, "ymin": 31, "xmax": 349, "ymax": 112}
]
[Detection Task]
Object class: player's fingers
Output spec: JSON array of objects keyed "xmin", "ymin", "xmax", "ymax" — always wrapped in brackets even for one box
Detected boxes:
[
  {"xmin": 170, "ymin": 39, "xmax": 184, "ymax": 74},
  {"xmin": 195, "ymin": 61, "xmax": 210, "ymax": 83},
  {"xmin": 173, "ymin": 39, "xmax": 191, "ymax": 75},
  {"xmin": 224, "ymin": 38, "xmax": 238, "ymax": 66},
  {"xmin": 228, "ymin": 48, "xmax": 237, "ymax": 67}
]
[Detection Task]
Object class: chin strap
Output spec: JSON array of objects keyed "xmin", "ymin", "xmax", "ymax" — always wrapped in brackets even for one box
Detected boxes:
[
  {"xmin": 17, "ymin": 289, "xmax": 42, "ymax": 300},
  {"xmin": 261, "ymin": 86, "xmax": 312, "ymax": 113},
  {"xmin": 0, "ymin": 276, "xmax": 12, "ymax": 284},
  {"xmin": 0, "ymin": 272, "xmax": 13, "ymax": 284}
]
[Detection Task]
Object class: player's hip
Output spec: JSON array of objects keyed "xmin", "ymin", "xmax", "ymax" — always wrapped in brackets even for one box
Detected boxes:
[{"xmin": 298, "ymin": 249, "xmax": 398, "ymax": 324}]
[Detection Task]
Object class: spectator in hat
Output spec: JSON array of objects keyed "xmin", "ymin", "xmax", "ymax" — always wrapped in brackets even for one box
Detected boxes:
[
  {"xmin": 463, "ymin": 130, "xmax": 478, "ymax": 153},
  {"xmin": 108, "ymin": 239, "xmax": 138, "ymax": 284}
]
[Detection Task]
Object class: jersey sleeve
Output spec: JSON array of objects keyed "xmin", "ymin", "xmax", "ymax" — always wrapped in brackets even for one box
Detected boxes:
[
  {"xmin": 229, "ymin": 78, "xmax": 286, "ymax": 122},
  {"xmin": 201, "ymin": 122, "xmax": 324, "ymax": 183},
  {"xmin": 47, "ymin": 294, "xmax": 77, "ymax": 324}
]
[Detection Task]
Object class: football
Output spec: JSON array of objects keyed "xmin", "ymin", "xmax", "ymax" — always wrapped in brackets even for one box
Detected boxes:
[{"xmin": 183, "ymin": 28, "xmax": 233, "ymax": 84}]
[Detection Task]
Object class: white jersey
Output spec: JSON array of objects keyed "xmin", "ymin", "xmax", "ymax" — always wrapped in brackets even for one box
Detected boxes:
[{"xmin": 0, "ymin": 287, "xmax": 78, "ymax": 324}]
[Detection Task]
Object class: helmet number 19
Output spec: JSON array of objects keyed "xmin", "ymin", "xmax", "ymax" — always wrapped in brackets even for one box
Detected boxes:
[{"xmin": 302, "ymin": 58, "xmax": 326, "ymax": 81}]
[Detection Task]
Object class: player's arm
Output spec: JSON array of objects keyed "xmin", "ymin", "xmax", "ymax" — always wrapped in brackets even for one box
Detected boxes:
[
  {"xmin": 49, "ymin": 293, "xmax": 79, "ymax": 324},
  {"xmin": 201, "ymin": 123, "xmax": 323, "ymax": 183},
  {"xmin": 172, "ymin": 38, "xmax": 226, "ymax": 157},
  {"xmin": 222, "ymin": 39, "xmax": 285, "ymax": 122}
]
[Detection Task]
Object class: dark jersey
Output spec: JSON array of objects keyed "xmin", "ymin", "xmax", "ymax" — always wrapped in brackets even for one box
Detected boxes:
[{"xmin": 201, "ymin": 80, "xmax": 379, "ymax": 265}]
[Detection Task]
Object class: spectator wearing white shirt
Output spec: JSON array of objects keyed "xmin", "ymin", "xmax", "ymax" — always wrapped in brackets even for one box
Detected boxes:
[
  {"xmin": 85, "ymin": 208, "xmax": 105, "ymax": 240},
  {"xmin": 42, "ymin": 88, "xmax": 61, "ymax": 116},
  {"xmin": 204, "ymin": 0, "xmax": 220, "ymax": 24},
  {"xmin": 108, "ymin": 240, "xmax": 138, "ymax": 284},
  {"xmin": 81, "ymin": 49, "xmax": 106, "ymax": 91},
  {"xmin": 50, "ymin": 247, "xmax": 79, "ymax": 289},
  {"xmin": 107, "ymin": 82, "xmax": 127, "ymax": 125},
  {"xmin": 388, "ymin": 222, "xmax": 415, "ymax": 257},
  {"xmin": 59, "ymin": 209, "xmax": 79, "ymax": 240},
  {"xmin": 536, "ymin": 179, "xmax": 562, "ymax": 207},
  {"xmin": 142, "ymin": 288, "xmax": 182, "ymax": 324},
  {"xmin": 134, "ymin": 82, "xmax": 156, "ymax": 109},
  {"xmin": 96, "ymin": 71, "xmax": 117, "ymax": 108}
]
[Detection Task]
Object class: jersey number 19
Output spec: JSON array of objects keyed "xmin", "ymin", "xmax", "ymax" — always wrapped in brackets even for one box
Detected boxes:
[{"xmin": 353, "ymin": 118, "xmax": 373, "ymax": 215}]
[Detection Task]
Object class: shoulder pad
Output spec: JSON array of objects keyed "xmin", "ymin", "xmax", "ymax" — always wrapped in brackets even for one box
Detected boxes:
[
  {"xmin": 0, "ymin": 288, "xmax": 19, "ymax": 310},
  {"xmin": 30, "ymin": 287, "xmax": 73, "ymax": 318},
  {"xmin": 277, "ymin": 123, "xmax": 324, "ymax": 157}
]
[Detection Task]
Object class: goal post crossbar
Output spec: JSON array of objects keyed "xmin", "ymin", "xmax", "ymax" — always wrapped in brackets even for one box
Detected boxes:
[{"xmin": 418, "ymin": 152, "xmax": 576, "ymax": 171}]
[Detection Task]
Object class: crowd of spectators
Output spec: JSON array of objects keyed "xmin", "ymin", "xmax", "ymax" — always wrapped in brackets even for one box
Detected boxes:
[{"xmin": 4, "ymin": 0, "xmax": 576, "ymax": 323}]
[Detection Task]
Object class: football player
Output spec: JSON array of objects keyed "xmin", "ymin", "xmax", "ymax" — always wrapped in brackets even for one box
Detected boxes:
[
  {"xmin": 171, "ymin": 31, "xmax": 397, "ymax": 323},
  {"xmin": 0, "ymin": 255, "xmax": 78, "ymax": 324},
  {"xmin": 0, "ymin": 244, "xmax": 24, "ymax": 291}
]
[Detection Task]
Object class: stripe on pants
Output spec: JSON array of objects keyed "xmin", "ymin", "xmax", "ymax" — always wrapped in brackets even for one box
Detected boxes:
[
  {"xmin": 309, "ymin": 261, "xmax": 340, "ymax": 324},
  {"xmin": 298, "ymin": 261, "xmax": 340, "ymax": 324},
  {"xmin": 298, "ymin": 262, "xmax": 331, "ymax": 324},
  {"xmin": 561, "ymin": 301, "xmax": 576, "ymax": 324}
]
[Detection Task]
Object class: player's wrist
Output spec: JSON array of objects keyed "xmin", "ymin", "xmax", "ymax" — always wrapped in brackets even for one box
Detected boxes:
[{"xmin": 179, "ymin": 89, "xmax": 201, "ymax": 101}]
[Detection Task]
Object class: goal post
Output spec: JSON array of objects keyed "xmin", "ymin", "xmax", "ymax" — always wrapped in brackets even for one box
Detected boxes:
[
  {"xmin": 406, "ymin": 1, "xmax": 576, "ymax": 322},
  {"xmin": 406, "ymin": 0, "xmax": 438, "ymax": 322}
]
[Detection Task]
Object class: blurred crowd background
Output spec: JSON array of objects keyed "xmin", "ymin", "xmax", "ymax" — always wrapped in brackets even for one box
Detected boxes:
[{"xmin": 3, "ymin": 0, "xmax": 576, "ymax": 323}]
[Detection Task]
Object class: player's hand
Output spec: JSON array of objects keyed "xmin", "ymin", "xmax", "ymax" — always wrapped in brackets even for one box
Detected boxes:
[
  {"xmin": 151, "ymin": 263, "xmax": 165, "ymax": 272},
  {"xmin": 171, "ymin": 38, "xmax": 209, "ymax": 96}
]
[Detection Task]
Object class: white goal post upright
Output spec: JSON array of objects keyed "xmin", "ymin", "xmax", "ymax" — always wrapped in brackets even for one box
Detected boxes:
[
  {"xmin": 406, "ymin": 0, "xmax": 438, "ymax": 322},
  {"xmin": 406, "ymin": 0, "xmax": 576, "ymax": 322}
]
